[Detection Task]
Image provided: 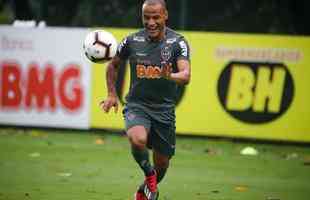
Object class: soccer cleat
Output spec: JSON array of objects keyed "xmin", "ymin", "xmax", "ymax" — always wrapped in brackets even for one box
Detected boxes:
[
  {"xmin": 144, "ymin": 170, "xmax": 159, "ymax": 200},
  {"xmin": 134, "ymin": 190, "xmax": 147, "ymax": 200},
  {"xmin": 143, "ymin": 186, "xmax": 159, "ymax": 200},
  {"xmin": 134, "ymin": 184, "xmax": 147, "ymax": 200}
]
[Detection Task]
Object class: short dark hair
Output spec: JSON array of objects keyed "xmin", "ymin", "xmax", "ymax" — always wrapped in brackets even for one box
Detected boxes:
[{"xmin": 143, "ymin": 0, "xmax": 167, "ymax": 10}]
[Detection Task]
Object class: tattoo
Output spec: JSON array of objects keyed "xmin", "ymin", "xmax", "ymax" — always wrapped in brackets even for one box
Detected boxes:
[{"xmin": 106, "ymin": 62, "xmax": 118, "ymax": 96}]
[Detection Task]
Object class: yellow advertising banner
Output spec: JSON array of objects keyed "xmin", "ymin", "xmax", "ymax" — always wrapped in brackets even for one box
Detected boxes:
[{"xmin": 91, "ymin": 28, "xmax": 310, "ymax": 142}]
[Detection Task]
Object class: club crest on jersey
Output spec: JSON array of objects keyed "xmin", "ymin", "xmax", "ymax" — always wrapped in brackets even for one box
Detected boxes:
[{"xmin": 161, "ymin": 45, "xmax": 172, "ymax": 61}]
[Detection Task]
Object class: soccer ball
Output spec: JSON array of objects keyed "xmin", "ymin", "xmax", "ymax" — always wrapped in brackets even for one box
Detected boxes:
[{"xmin": 83, "ymin": 30, "xmax": 118, "ymax": 63}]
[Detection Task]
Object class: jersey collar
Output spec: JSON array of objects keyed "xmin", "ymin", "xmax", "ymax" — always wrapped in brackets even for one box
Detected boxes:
[{"xmin": 144, "ymin": 27, "xmax": 167, "ymax": 42}]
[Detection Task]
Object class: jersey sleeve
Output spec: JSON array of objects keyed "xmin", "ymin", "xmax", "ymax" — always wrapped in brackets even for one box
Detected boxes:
[
  {"xmin": 116, "ymin": 36, "xmax": 130, "ymax": 59},
  {"xmin": 175, "ymin": 37, "xmax": 190, "ymax": 61}
]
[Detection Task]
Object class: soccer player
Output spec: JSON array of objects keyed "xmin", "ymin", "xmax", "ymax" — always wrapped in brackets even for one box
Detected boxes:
[{"xmin": 100, "ymin": 0, "xmax": 191, "ymax": 199}]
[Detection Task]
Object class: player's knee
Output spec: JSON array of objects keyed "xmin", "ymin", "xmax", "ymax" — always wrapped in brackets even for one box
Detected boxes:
[
  {"xmin": 130, "ymin": 136, "xmax": 146, "ymax": 149},
  {"xmin": 128, "ymin": 131, "xmax": 147, "ymax": 149},
  {"xmin": 127, "ymin": 126, "xmax": 148, "ymax": 148}
]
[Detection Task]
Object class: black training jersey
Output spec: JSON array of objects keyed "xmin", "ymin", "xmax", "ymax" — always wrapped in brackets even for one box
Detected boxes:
[{"xmin": 116, "ymin": 28, "xmax": 190, "ymax": 110}]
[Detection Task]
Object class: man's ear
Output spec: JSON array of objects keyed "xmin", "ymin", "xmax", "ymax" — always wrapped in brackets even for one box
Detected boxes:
[{"xmin": 164, "ymin": 9, "xmax": 168, "ymax": 21}]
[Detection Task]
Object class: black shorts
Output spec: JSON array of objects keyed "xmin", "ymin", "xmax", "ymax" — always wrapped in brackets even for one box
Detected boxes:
[{"xmin": 123, "ymin": 104, "xmax": 176, "ymax": 157}]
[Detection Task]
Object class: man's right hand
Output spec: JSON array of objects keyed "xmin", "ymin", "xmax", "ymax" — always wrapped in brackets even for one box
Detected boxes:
[
  {"xmin": 99, "ymin": 95, "xmax": 119, "ymax": 113},
  {"xmin": 161, "ymin": 62, "xmax": 172, "ymax": 79}
]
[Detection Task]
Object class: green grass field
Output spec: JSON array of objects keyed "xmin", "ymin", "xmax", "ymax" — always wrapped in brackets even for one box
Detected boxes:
[{"xmin": 0, "ymin": 127, "xmax": 309, "ymax": 200}]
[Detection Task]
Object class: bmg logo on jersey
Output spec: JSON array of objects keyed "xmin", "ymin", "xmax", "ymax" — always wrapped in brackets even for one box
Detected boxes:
[
  {"xmin": 218, "ymin": 61, "xmax": 294, "ymax": 123},
  {"xmin": 136, "ymin": 63, "xmax": 172, "ymax": 79}
]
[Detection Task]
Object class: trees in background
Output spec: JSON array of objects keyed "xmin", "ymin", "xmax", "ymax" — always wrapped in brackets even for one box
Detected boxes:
[{"xmin": 1, "ymin": 0, "xmax": 309, "ymax": 35}]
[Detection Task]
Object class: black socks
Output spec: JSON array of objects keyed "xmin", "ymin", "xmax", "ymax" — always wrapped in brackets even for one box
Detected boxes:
[{"xmin": 131, "ymin": 146, "xmax": 154, "ymax": 176}]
